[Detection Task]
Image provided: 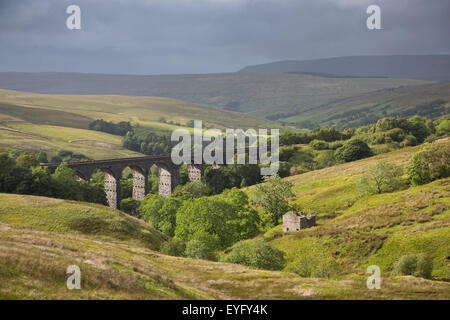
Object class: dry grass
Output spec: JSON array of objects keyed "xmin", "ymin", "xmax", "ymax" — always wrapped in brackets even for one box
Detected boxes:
[{"xmin": 1, "ymin": 223, "xmax": 449, "ymax": 300}]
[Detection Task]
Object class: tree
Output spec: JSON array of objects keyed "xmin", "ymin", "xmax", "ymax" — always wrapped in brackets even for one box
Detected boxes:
[
  {"xmin": 219, "ymin": 188, "xmax": 261, "ymax": 240},
  {"xmin": 406, "ymin": 144, "xmax": 450, "ymax": 185},
  {"xmin": 122, "ymin": 130, "xmax": 140, "ymax": 152},
  {"xmin": 0, "ymin": 153, "xmax": 15, "ymax": 182},
  {"xmin": 158, "ymin": 197, "xmax": 182, "ymax": 236},
  {"xmin": 140, "ymin": 194, "xmax": 166, "ymax": 228},
  {"xmin": 314, "ymin": 150, "xmax": 336, "ymax": 169},
  {"xmin": 309, "ymin": 140, "xmax": 329, "ymax": 150},
  {"xmin": 407, "ymin": 116, "xmax": 430, "ymax": 143},
  {"xmin": 393, "ymin": 254, "xmax": 433, "ymax": 279},
  {"xmin": 358, "ymin": 161, "xmax": 405, "ymax": 195},
  {"xmin": 120, "ymin": 177, "xmax": 133, "ymax": 199},
  {"xmin": 251, "ymin": 175, "xmax": 294, "ymax": 227},
  {"xmin": 30, "ymin": 166, "xmax": 53, "ymax": 196},
  {"xmin": 36, "ymin": 151, "xmax": 48, "ymax": 163},
  {"xmin": 335, "ymin": 139, "xmax": 372, "ymax": 163},
  {"xmin": 220, "ymin": 239, "xmax": 286, "ymax": 270},
  {"xmin": 160, "ymin": 238, "xmax": 186, "ymax": 257},
  {"xmin": 120, "ymin": 198, "xmax": 141, "ymax": 216},
  {"xmin": 52, "ymin": 163, "xmax": 83, "ymax": 200},
  {"xmin": 436, "ymin": 119, "xmax": 450, "ymax": 136},
  {"xmin": 16, "ymin": 153, "xmax": 39, "ymax": 168},
  {"xmin": 3, "ymin": 166, "xmax": 32, "ymax": 194},
  {"xmin": 175, "ymin": 197, "xmax": 238, "ymax": 249},
  {"xmin": 172, "ymin": 181, "xmax": 209, "ymax": 200}
]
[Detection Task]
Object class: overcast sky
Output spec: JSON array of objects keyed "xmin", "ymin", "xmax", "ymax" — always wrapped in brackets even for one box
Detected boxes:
[{"xmin": 0, "ymin": 0, "xmax": 448, "ymax": 75}]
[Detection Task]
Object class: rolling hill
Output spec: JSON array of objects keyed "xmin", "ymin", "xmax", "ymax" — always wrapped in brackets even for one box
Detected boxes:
[
  {"xmin": 283, "ymin": 81, "xmax": 450, "ymax": 129},
  {"xmin": 1, "ymin": 193, "xmax": 449, "ymax": 299},
  {"xmin": 0, "ymin": 89, "xmax": 276, "ymax": 159},
  {"xmin": 240, "ymin": 55, "xmax": 450, "ymax": 82},
  {"xmin": 0, "ymin": 72, "xmax": 430, "ymax": 119},
  {"xmin": 258, "ymin": 140, "xmax": 450, "ymax": 281}
]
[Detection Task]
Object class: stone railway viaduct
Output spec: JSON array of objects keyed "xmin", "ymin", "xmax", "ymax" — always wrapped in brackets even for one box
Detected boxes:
[{"xmin": 41, "ymin": 154, "xmax": 212, "ymax": 209}]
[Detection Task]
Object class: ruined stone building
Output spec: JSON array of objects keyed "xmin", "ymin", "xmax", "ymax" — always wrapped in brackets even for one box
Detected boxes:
[{"xmin": 282, "ymin": 211, "xmax": 316, "ymax": 232}]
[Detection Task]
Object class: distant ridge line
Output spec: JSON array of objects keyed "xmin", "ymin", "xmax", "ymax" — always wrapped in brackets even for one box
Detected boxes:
[{"xmin": 239, "ymin": 55, "xmax": 450, "ymax": 82}]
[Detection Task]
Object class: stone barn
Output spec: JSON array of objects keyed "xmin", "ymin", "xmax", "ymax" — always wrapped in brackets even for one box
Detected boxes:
[{"xmin": 282, "ymin": 211, "xmax": 316, "ymax": 232}]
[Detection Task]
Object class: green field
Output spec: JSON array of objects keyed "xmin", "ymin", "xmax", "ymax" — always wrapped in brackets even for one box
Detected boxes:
[{"xmin": 1, "ymin": 193, "xmax": 448, "ymax": 299}]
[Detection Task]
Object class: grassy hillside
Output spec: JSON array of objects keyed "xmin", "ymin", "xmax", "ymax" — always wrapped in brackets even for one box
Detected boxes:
[
  {"xmin": 0, "ymin": 89, "xmax": 277, "ymax": 159},
  {"xmin": 0, "ymin": 194, "xmax": 448, "ymax": 299},
  {"xmin": 262, "ymin": 141, "xmax": 450, "ymax": 280},
  {"xmin": 0, "ymin": 113, "xmax": 143, "ymax": 159},
  {"xmin": 284, "ymin": 81, "xmax": 450, "ymax": 128},
  {"xmin": 0, "ymin": 89, "xmax": 274, "ymax": 130},
  {"xmin": 0, "ymin": 194, "xmax": 167, "ymax": 250},
  {"xmin": 0, "ymin": 72, "xmax": 429, "ymax": 119}
]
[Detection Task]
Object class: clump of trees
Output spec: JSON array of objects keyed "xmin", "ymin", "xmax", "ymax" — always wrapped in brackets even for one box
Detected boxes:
[
  {"xmin": 281, "ymin": 115, "xmax": 449, "ymax": 149},
  {"xmin": 139, "ymin": 187, "xmax": 261, "ymax": 260},
  {"xmin": 0, "ymin": 152, "xmax": 106, "ymax": 204},
  {"xmin": 45, "ymin": 150, "xmax": 89, "ymax": 163},
  {"xmin": 123, "ymin": 130, "xmax": 173, "ymax": 156},
  {"xmin": 220, "ymin": 239, "xmax": 286, "ymax": 270},
  {"xmin": 89, "ymin": 119, "xmax": 132, "ymax": 136},
  {"xmin": 393, "ymin": 253, "xmax": 433, "ymax": 279}
]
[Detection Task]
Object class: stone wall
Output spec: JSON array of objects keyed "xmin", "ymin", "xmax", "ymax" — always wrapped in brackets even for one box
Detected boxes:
[{"xmin": 283, "ymin": 211, "xmax": 316, "ymax": 232}]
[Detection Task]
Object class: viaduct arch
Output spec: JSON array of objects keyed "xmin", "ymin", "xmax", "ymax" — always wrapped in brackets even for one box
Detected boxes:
[{"xmin": 41, "ymin": 155, "xmax": 205, "ymax": 209}]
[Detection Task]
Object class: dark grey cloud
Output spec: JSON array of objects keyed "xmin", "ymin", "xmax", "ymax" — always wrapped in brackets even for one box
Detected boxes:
[{"xmin": 0, "ymin": 0, "xmax": 448, "ymax": 75}]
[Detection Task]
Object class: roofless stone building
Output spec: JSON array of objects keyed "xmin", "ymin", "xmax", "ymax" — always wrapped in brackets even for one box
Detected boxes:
[{"xmin": 282, "ymin": 211, "xmax": 316, "ymax": 232}]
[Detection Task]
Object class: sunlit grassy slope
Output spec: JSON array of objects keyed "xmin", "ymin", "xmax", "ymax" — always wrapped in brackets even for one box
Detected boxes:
[
  {"xmin": 1, "ymin": 194, "xmax": 449, "ymax": 300},
  {"xmin": 263, "ymin": 141, "xmax": 450, "ymax": 281},
  {"xmin": 0, "ymin": 89, "xmax": 278, "ymax": 158},
  {"xmin": 0, "ymin": 115, "xmax": 143, "ymax": 159},
  {"xmin": 0, "ymin": 89, "xmax": 275, "ymax": 130}
]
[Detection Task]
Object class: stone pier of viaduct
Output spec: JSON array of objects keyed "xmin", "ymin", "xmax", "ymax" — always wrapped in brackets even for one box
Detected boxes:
[{"xmin": 41, "ymin": 155, "xmax": 206, "ymax": 209}]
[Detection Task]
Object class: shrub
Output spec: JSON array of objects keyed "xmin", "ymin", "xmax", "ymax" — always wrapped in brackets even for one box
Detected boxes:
[
  {"xmin": 328, "ymin": 141, "xmax": 344, "ymax": 150},
  {"xmin": 393, "ymin": 254, "xmax": 417, "ymax": 276},
  {"xmin": 407, "ymin": 116, "xmax": 430, "ymax": 143},
  {"xmin": 358, "ymin": 161, "xmax": 405, "ymax": 195},
  {"xmin": 185, "ymin": 240, "xmax": 215, "ymax": 260},
  {"xmin": 120, "ymin": 198, "xmax": 140, "ymax": 216},
  {"xmin": 309, "ymin": 139, "xmax": 329, "ymax": 150},
  {"xmin": 401, "ymin": 134, "xmax": 418, "ymax": 147},
  {"xmin": 220, "ymin": 239, "xmax": 286, "ymax": 270},
  {"xmin": 406, "ymin": 144, "xmax": 450, "ymax": 185},
  {"xmin": 285, "ymin": 252, "xmax": 339, "ymax": 278},
  {"xmin": 393, "ymin": 254, "xmax": 433, "ymax": 279},
  {"xmin": 172, "ymin": 181, "xmax": 209, "ymax": 200},
  {"xmin": 334, "ymin": 139, "xmax": 372, "ymax": 163},
  {"xmin": 16, "ymin": 153, "xmax": 39, "ymax": 168},
  {"xmin": 314, "ymin": 150, "xmax": 336, "ymax": 169},
  {"xmin": 160, "ymin": 238, "xmax": 186, "ymax": 257},
  {"xmin": 436, "ymin": 119, "xmax": 450, "ymax": 136},
  {"xmin": 415, "ymin": 254, "xmax": 434, "ymax": 279}
]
